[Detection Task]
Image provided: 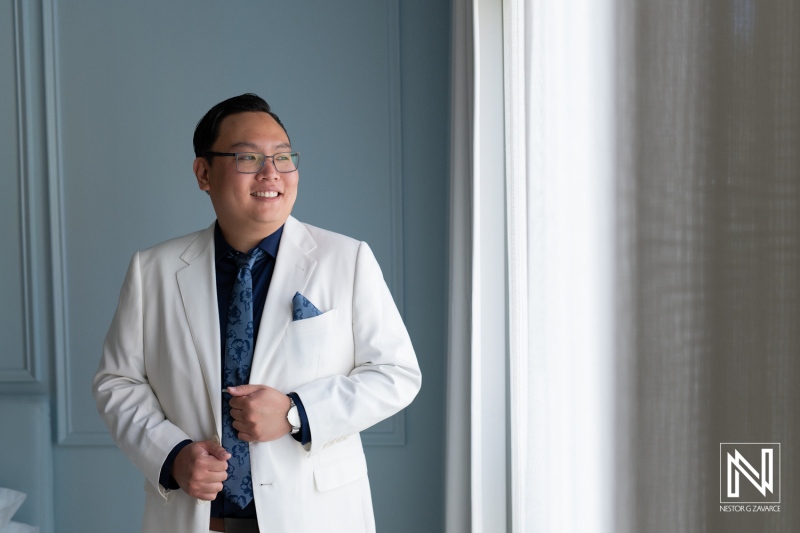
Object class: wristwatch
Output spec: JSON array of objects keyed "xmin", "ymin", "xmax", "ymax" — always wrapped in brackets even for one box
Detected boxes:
[{"xmin": 287, "ymin": 396, "xmax": 301, "ymax": 435}]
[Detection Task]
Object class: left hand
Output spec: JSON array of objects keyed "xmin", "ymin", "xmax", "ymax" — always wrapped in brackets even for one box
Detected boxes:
[{"xmin": 227, "ymin": 384, "xmax": 292, "ymax": 442}]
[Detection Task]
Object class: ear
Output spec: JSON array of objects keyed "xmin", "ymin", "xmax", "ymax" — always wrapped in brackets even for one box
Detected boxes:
[{"xmin": 193, "ymin": 157, "xmax": 211, "ymax": 192}]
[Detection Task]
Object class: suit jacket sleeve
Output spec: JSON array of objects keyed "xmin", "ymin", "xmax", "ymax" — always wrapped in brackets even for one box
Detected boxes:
[
  {"xmin": 293, "ymin": 241, "xmax": 422, "ymax": 455},
  {"xmin": 93, "ymin": 251, "xmax": 192, "ymax": 495}
]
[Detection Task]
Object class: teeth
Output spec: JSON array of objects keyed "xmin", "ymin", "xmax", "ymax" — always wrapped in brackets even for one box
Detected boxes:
[{"xmin": 252, "ymin": 191, "xmax": 279, "ymax": 198}]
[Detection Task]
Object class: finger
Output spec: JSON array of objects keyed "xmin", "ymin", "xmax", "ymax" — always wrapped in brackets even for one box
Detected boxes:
[
  {"xmin": 193, "ymin": 484, "xmax": 224, "ymax": 501},
  {"xmin": 229, "ymin": 406, "xmax": 246, "ymax": 421},
  {"xmin": 189, "ymin": 477, "xmax": 224, "ymax": 491},
  {"xmin": 204, "ymin": 455, "xmax": 231, "ymax": 470},
  {"xmin": 227, "ymin": 384, "xmax": 266, "ymax": 396},
  {"xmin": 228, "ymin": 396, "xmax": 245, "ymax": 409},
  {"xmin": 191, "ymin": 470, "xmax": 228, "ymax": 485},
  {"xmin": 202, "ymin": 470, "xmax": 229, "ymax": 482},
  {"xmin": 230, "ymin": 407, "xmax": 255, "ymax": 424},
  {"xmin": 210, "ymin": 448, "xmax": 231, "ymax": 462},
  {"xmin": 204, "ymin": 439, "xmax": 231, "ymax": 458},
  {"xmin": 231, "ymin": 419, "xmax": 254, "ymax": 434}
]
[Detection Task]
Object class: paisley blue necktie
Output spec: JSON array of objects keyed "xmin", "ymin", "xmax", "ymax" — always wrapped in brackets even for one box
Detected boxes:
[{"xmin": 222, "ymin": 248, "xmax": 264, "ymax": 509}]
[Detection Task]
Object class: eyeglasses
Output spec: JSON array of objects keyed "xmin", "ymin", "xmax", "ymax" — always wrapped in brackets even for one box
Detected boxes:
[{"xmin": 203, "ymin": 151, "xmax": 300, "ymax": 173}]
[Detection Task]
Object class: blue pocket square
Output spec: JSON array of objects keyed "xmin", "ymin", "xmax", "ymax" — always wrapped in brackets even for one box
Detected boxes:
[{"xmin": 292, "ymin": 292, "xmax": 323, "ymax": 321}]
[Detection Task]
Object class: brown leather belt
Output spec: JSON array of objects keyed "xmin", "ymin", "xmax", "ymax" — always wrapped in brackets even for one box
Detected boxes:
[{"xmin": 209, "ymin": 517, "xmax": 259, "ymax": 532}]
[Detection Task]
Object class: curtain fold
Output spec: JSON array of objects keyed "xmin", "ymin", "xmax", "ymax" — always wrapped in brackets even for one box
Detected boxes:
[
  {"xmin": 505, "ymin": 0, "xmax": 617, "ymax": 531},
  {"xmin": 618, "ymin": 1, "xmax": 800, "ymax": 531},
  {"xmin": 444, "ymin": 1, "xmax": 473, "ymax": 532},
  {"xmin": 446, "ymin": 1, "xmax": 506, "ymax": 531}
]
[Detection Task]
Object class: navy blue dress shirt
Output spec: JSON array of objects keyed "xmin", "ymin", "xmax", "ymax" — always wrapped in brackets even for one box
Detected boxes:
[{"xmin": 159, "ymin": 222, "xmax": 311, "ymax": 518}]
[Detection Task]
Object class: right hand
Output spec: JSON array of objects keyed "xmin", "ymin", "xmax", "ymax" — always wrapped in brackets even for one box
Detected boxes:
[{"xmin": 171, "ymin": 440, "xmax": 231, "ymax": 501}]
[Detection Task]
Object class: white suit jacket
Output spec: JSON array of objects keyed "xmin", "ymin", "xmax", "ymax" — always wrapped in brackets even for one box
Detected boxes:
[{"xmin": 93, "ymin": 216, "xmax": 421, "ymax": 533}]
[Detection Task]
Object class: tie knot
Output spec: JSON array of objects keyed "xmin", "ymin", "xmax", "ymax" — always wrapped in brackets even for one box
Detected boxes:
[{"xmin": 232, "ymin": 247, "xmax": 265, "ymax": 270}]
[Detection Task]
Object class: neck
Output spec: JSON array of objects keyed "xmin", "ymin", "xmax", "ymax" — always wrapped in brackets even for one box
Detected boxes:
[{"xmin": 218, "ymin": 223, "xmax": 279, "ymax": 253}]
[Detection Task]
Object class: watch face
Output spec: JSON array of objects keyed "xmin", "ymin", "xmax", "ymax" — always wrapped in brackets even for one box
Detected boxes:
[{"xmin": 288, "ymin": 406, "xmax": 301, "ymax": 428}]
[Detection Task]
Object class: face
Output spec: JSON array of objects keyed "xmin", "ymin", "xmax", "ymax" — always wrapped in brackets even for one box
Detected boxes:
[{"xmin": 193, "ymin": 112, "xmax": 298, "ymax": 251}]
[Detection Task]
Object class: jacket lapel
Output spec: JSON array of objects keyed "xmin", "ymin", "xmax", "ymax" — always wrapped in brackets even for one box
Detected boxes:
[
  {"xmin": 251, "ymin": 216, "xmax": 317, "ymax": 381},
  {"xmin": 176, "ymin": 223, "xmax": 222, "ymax": 436}
]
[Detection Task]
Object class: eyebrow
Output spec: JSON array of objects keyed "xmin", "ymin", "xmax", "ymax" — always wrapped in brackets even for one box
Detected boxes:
[{"xmin": 230, "ymin": 141, "xmax": 293, "ymax": 152}]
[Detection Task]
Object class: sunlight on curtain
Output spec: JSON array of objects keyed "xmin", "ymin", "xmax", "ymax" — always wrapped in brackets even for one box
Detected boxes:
[
  {"xmin": 504, "ymin": 1, "xmax": 616, "ymax": 531},
  {"xmin": 446, "ymin": 1, "xmax": 507, "ymax": 532},
  {"xmin": 471, "ymin": 0, "xmax": 507, "ymax": 530}
]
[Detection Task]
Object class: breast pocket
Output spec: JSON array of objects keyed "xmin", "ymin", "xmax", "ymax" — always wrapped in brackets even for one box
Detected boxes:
[
  {"xmin": 286, "ymin": 307, "xmax": 339, "ymax": 337},
  {"xmin": 278, "ymin": 308, "xmax": 341, "ymax": 382}
]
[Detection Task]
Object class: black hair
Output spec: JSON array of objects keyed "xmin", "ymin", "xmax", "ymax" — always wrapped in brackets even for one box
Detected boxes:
[{"xmin": 193, "ymin": 93, "xmax": 289, "ymax": 159}]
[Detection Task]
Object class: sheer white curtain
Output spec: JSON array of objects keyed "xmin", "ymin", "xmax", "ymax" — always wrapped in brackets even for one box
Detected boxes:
[
  {"xmin": 504, "ymin": 0, "xmax": 617, "ymax": 532},
  {"xmin": 448, "ymin": 0, "xmax": 616, "ymax": 531},
  {"xmin": 445, "ymin": 1, "xmax": 507, "ymax": 532},
  {"xmin": 449, "ymin": 0, "xmax": 617, "ymax": 531}
]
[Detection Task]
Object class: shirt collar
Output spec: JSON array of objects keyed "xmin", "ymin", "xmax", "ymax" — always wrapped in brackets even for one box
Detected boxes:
[{"xmin": 214, "ymin": 222, "xmax": 284, "ymax": 262}]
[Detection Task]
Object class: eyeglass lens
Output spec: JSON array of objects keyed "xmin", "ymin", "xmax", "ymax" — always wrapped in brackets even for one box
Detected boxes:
[{"xmin": 235, "ymin": 152, "xmax": 299, "ymax": 173}]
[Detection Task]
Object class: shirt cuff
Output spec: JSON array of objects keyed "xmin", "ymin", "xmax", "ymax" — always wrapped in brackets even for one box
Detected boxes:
[
  {"xmin": 287, "ymin": 392, "xmax": 311, "ymax": 446},
  {"xmin": 159, "ymin": 439, "xmax": 193, "ymax": 490}
]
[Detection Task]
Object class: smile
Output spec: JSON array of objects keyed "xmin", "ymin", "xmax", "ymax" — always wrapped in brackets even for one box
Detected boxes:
[{"xmin": 252, "ymin": 191, "xmax": 279, "ymax": 198}]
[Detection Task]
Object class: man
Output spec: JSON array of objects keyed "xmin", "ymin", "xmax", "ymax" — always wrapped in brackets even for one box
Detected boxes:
[{"xmin": 93, "ymin": 93, "xmax": 421, "ymax": 533}]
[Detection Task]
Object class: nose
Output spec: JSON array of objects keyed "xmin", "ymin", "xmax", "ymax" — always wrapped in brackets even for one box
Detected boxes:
[{"xmin": 256, "ymin": 157, "xmax": 279, "ymax": 180}]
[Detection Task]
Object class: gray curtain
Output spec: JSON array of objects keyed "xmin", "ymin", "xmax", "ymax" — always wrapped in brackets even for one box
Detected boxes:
[
  {"xmin": 616, "ymin": 1, "xmax": 800, "ymax": 531},
  {"xmin": 445, "ymin": 1, "xmax": 473, "ymax": 532}
]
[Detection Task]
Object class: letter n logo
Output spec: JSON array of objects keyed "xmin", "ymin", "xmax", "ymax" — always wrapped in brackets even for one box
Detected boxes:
[{"xmin": 720, "ymin": 443, "xmax": 780, "ymax": 504}]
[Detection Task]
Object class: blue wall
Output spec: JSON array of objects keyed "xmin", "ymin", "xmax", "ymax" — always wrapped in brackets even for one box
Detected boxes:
[{"xmin": 0, "ymin": 0, "xmax": 450, "ymax": 531}]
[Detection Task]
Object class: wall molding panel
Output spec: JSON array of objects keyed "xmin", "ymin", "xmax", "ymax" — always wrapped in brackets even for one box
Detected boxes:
[
  {"xmin": 387, "ymin": 0, "xmax": 405, "ymax": 318},
  {"xmin": 0, "ymin": 0, "xmax": 40, "ymax": 382},
  {"xmin": 44, "ymin": 0, "xmax": 95, "ymax": 445},
  {"xmin": 0, "ymin": 396, "xmax": 54, "ymax": 533},
  {"xmin": 0, "ymin": 0, "xmax": 450, "ymax": 530},
  {"xmin": 362, "ymin": 411, "xmax": 407, "ymax": 447},
  {"xmin": 362, "ymin": 0, "xmax": 407, "ymax": 447},
  {"xmin": 52, "ymin": 0, "xmax": 408, "ymax": 447}
]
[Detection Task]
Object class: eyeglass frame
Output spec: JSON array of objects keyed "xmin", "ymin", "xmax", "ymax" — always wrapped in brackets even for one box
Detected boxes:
[{"xmin": 202, "ymin": 151, "xmax": 300, "ymax": 174}]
